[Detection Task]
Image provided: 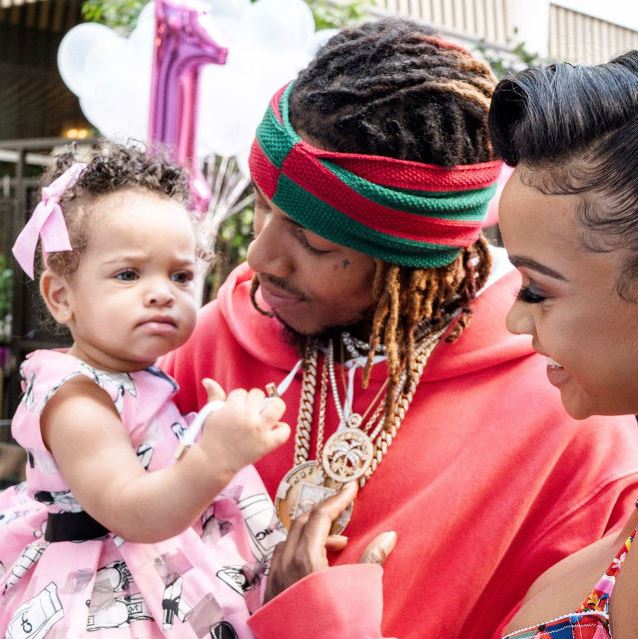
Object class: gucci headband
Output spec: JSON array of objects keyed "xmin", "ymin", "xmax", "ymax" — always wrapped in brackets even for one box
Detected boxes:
[{"xmin": 249, "ymin": 82, "xmax": 502, "ymax": 268}]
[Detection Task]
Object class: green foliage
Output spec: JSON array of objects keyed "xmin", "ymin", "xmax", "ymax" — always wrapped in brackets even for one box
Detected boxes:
[
  {"xmin": 208, "ymin": 207, "xmax": 254, "ymax": 300},
  {"xmin": 475, "ymin": 39, "xmax": 542, "ymax": 79},
  {"xmin": 306, "ymin": 0, "xmax": 374, "ymax": 29},
  {"xmin": 82, "ymin": 0, "xmax": 373, "ymax": 33},
  {"xmin": 81, "ymin": 0, "xmax": 146, "ymax": 34}
]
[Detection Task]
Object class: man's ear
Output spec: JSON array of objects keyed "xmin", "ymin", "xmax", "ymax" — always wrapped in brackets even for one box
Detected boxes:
[{"xmin": 40, "ymin": 270, "xmax": 73, "ymax": 325}]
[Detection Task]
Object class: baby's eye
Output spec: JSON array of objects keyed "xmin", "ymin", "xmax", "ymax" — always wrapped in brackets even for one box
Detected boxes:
[
  {"xmin": 171, "ymin": 270, "xmax": 194, "ymax": 284},
  {"xmin": 115, "ymin": 269, "xmax": 138, "ymax": 281}
]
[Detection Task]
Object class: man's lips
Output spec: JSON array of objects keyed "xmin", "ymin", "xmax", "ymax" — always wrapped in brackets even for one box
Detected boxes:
[{"xmin": 259, "ymin": 279, "xmax": 306, "ymax": 310}]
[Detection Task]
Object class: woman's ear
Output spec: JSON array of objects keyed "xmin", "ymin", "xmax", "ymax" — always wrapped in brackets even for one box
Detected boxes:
[{"xmin": 40, "ymin": 270, "xmax": 73, "ymax": 325}]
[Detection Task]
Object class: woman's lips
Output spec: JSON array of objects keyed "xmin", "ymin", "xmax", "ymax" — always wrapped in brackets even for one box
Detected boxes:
[{"xmin": 546, "ymin": 356, "xmax": 570, "ymax": 387}]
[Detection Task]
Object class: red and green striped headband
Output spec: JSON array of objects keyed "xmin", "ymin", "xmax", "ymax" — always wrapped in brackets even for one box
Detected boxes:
[{"xmin": 249, "ymin": 82, "xmax": 502, "ymax": 268}]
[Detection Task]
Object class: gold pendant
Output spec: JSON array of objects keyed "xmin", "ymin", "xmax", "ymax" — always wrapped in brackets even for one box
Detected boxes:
[
  {"xmin": 274, "ymin": 461, "xmax": 353, "ymax": 534},
  {"xmin": 321, "ymin": 428, "xmax": 373, "ymax": 482}
]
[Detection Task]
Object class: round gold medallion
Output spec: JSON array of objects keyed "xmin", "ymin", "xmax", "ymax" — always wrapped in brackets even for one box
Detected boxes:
[
  {"xmin": 321, "ymin": 428, "xmax": 373, "ymax": 482},
  {"xmin": 274, "ymin": 461, "xmax": 353, "ymax": 534}
]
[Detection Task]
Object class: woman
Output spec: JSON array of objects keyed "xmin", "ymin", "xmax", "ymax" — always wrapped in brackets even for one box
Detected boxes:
[{"xmin": 489, "ymin": 50, "xmax": 638, "ymax": 638}]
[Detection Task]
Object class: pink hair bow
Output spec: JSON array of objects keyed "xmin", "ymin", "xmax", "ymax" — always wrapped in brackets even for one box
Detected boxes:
[{"xmin": 12, "ymin": 163, "xmax": 87, "ymax": 279}]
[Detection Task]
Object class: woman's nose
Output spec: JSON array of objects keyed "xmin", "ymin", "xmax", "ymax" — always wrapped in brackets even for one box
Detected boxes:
[{"xmin": 506, "ymin": 300, "xmax": 535, "ymax": 336}]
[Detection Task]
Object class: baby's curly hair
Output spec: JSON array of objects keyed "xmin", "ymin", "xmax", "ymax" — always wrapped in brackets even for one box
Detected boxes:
[{"xmin": 41, "ymin": 139, "xmax": 193, "ymax": 277}]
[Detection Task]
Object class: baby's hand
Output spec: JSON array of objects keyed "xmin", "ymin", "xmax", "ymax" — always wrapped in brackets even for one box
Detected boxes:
[
  {"xmin": 202, "ymin": 378, "xmax": 227, "ymax": 403},
  {"xmin": 198, "ymin": 378, "xmax": 290, "ymax": 475}
]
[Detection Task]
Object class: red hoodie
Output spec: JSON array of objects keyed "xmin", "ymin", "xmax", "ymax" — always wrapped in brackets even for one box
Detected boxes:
[{"xmin": 163, "ymin": 258, "xmax": 638, "ymax": 639}]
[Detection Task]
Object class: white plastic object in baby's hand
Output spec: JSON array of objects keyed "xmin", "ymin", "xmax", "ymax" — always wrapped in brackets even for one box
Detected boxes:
[
  {"xmin": 174, "ymin": 392, "xmax": 282, "ymax": 461},
  {"xmin": 174, "ymin": 399, "xmax": 226, "ymax": 460}
]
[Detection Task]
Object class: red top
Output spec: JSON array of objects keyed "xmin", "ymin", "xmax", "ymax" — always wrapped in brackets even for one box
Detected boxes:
[{"xmin": 162, "ymin": 258, "xmax": 638, "ymax": 638}]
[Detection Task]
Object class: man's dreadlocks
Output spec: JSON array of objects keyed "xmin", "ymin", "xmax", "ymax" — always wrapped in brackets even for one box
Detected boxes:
[{"xmin": 289, "ymin": 18, "xmax": 497, "ymax": 427}]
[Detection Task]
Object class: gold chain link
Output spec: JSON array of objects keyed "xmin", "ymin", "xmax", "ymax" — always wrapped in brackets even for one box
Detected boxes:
[
  {"xmin": 293, "ymin": 347, "xmax": 317, "ymax": 465},
  {"xmin": 292, "ymin": 325, "xmax": 448, "ymax": 486}
]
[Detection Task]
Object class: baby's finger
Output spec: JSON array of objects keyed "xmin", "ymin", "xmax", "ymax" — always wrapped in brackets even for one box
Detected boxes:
[
  {"xmin": 247, "ymin": 388, "xmax": 266, "ymax": 413},
  {"xmin": 265, "ymin": 421, "xmax": 291, "ymax": 449},
  {"xmin": 202, "ymin": 378, "xmax": 226, "ymax": 402},
  {"xmin": 225, "ymin": 388, "xmax": 248, "ymax": 408},
  {"xmin": 358, "ymin": 531, "xmax": 397, "ymax": 565},
  {"xmin": 259, "ymin": 396, "xmax": 286, "ymax": 423}
]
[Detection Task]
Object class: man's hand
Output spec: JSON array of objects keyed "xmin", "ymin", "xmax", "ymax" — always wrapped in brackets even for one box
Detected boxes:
[{"xmin": 264, "ymin": 481, "xmax": 397, "ymax": 603}]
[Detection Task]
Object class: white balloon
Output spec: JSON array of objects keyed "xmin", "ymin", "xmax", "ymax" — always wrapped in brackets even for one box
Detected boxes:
[
  {"xmin": 58, "ymin": 0, "xmax": 323, "ymax": 160},
  {"xmin": 137, "ymin": 1, "xmax": 155, "ymax": 25},
  {"xmin": 129, "ymin": 2, "xmax": 155, "ymax": 48},
  {"xmin": 203, "ymin": 0, "xmax": 250, "ymax": 38},
  {"xmin": 198, "ymin": 65, "xmax": 264, "ymax": 157},
  {"xmin": 80, "ymin": 33, "xmax": 149, "ymax": 139},
  {"xmin": 198, "ymin": 13, "xmax": 231, "ymax": 50},
  {"xmin": 254, "ymin": 48, "xmax": 310, "ymax": 93},
  {"xmin": 310, "ymin": 28, "xmax": 339, "ymax": 55},
  {"xmin": 244, "ymin": 0, "xmax": 315, "ymax": 53},
  {"xmin": 235, "ymin": 145, "xmax": 251, "ymax": 179},
  {"xmin": 57, "ymin": 23, "xmax": 120, "ymax": 96},
  {"xmin": 205, "ymin": 0, "xmax": 250, "ymax": 18}
]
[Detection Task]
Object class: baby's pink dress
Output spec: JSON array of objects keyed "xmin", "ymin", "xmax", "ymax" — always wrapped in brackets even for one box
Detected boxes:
[{"xmin": 0, "ymin": 350, "xmax": 284, "ymax": 638}]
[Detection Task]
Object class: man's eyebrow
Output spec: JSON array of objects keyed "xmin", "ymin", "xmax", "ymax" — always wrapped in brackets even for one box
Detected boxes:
[{"xmin": 508, "ymin": 256, "xmax": 568, "ymax": 281}]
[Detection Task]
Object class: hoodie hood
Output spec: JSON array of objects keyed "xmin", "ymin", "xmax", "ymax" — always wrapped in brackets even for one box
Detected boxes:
[{"xmin": 216, "ymin": 250, "xmax": 534, "ymax": 382}]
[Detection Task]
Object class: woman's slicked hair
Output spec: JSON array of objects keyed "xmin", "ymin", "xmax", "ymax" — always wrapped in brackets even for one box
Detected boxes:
[{"xmin": 489, "ymin": 51, "xmax": 638, "ymax": 298}]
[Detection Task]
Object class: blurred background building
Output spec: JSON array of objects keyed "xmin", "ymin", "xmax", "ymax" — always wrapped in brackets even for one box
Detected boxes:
[
  {"xmin": 0, "ymin": 0, "xmax": 88, "ymax": 140},
  {"xmin": 1, "ymin": 0, "xmax": 635, "ymax": 165},
  {"xmin": 0, "ymin": 0, "xmax": 636, "ymax": 484},
  {"xmin": 376, "ymin": 0, "xmax": 638, "ymax": 64}
]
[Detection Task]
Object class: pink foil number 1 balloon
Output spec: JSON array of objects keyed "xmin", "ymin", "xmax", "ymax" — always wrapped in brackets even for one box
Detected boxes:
[{"xmin": 149, "ymin": 0, "xmax": 228, "ymax": 214}]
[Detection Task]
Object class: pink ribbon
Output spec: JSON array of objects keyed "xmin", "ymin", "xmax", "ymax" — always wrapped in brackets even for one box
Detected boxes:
[{"xmin": 12, "ymin": 163, "xmax": 87, "ymax": 279}]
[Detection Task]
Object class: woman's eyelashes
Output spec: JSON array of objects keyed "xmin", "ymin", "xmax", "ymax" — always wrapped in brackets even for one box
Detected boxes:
[{"xmin": 516, "ymin": 285, "xmax": 547, "ymax": 304}]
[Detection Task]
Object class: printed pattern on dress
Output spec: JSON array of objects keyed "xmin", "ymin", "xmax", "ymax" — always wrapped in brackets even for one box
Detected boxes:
[{"xmin": 0, "ymin": 350, "xmax": 283, "ymax": 638}]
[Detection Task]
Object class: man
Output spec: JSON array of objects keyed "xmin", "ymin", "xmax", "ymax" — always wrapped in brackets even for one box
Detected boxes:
[{"xmin": 163, "ymin": 19, "xmax": 638, "ymax": 638}]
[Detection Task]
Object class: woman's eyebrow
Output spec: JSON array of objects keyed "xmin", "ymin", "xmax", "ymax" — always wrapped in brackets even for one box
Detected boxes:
[{"xmin": 509, "ymin": 255, "xmax": 568, "ymax": 281}]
